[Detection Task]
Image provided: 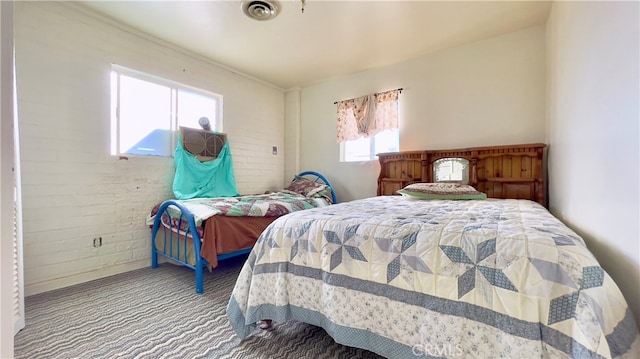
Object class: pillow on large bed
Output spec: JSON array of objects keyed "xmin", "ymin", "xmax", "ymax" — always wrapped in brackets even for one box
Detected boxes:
[
  {"xmin": 397, "ymin": 182, "xmax": 487, "ymax": 200},
  {"xmin": 284, "ymin": 176, "xmax": 332, "ymax": 201}
]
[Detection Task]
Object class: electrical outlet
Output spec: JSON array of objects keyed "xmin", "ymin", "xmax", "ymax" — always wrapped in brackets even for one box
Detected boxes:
[
  {"xmin": 93, "ymin": 237, "xmax": 102, "ymax": 247},
  {"xmin": 272, "ymin": 146, "xmax": 277, "ymax": 155}
]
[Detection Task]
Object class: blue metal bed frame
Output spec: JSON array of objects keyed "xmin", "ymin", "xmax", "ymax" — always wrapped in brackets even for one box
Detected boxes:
[{"xmin": 151, "ymin": 171, "xmax": 336, "ymax": 294}]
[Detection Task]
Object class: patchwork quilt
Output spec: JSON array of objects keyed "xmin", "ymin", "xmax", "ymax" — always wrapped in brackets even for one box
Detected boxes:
[
  {"xmin": 168, "ymin": 192, "xmax": 329, "ymax": 224},
  {"xmin": 227, "ymin": 197, "xmax": 640, "ymax": 358},
  {"xmin": 147, "ymin": 192, "xmax": 331, "ymax": 239}
]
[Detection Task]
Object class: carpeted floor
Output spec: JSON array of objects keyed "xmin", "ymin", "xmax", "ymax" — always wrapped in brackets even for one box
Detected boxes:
[{"xmin": 14, "ymin": 256, "xmax": 384, "ymax": 359}]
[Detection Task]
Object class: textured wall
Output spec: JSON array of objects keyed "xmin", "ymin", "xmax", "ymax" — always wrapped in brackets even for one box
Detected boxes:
[{"xmin": 14, "ymin": 2, "xmax": 284, "ymax": 295}]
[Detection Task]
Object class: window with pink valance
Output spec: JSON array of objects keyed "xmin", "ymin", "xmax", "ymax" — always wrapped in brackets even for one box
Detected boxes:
[{"xmin": 336, "ymin": 89, "xmax": 400, "ymax": 143}]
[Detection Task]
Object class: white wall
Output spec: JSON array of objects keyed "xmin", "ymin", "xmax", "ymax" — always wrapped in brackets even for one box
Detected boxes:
[
  {"xmin": 547, "ymin": 1, "xmax": 640, "ymax": 327},
  {"xmin": 0, "ymin": 1, "xmax": 15, "ymax": 356},
  {"xmin": 284, "ymin": 89, "xmax": 301, "ymax": 180},
  {"xmin": 299, "ymin": 25, "xmax": 547, "ymax": 201},
  {"xmin": 15, "ymin": 2, "xmax": 285, "ymax": 295}
]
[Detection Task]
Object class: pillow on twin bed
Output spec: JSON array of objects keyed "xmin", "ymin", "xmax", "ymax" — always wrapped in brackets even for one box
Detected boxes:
[
  {"xmin": 284, "ymin": 176, "xmax": 333, "ymax": 202},
  {"xmin": 397, "ymin": 182, "xmax": 487, "ymax": 200}
]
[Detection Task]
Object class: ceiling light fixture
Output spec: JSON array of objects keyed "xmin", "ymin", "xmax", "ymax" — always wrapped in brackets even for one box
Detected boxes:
[{"xmin": 242, "ymin": 0, "xmax": 280, "ymax": 21}]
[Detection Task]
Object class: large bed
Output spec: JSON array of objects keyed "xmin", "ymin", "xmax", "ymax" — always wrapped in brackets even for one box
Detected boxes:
[
  {"xmin": 226, "ymin": 144, "xmax": 640, "ymax": 358},
  {"xmin": 149, "ymin": 171, "xmax": 337, "ymax": 294}
]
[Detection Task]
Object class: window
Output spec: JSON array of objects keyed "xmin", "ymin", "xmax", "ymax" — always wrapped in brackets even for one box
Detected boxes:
[
  {"xmin": 337, "ymin": 89, "xmax": 400, "ymax": 162},
  {"xmin": 110, "ymin": 66, "xmax": 222, "ymax": 157},
  {"xmin": 342, "ymin": 129, "xmax": 399, "ymax": 162}
]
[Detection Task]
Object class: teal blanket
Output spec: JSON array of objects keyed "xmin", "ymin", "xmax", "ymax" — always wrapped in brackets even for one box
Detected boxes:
[{"xmin": 172, "ymin": 137, "xmax": 239, "ymax": 199}]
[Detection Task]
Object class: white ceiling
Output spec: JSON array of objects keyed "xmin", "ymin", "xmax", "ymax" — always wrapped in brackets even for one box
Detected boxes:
[{"xmin": 78, "ymin": 0, "xmax": 552, "ymax": 90}]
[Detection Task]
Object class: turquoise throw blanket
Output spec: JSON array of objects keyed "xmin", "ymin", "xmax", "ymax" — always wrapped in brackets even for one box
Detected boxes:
[{"xmin": 172, "ymin": 137, "xmax": 239, "ymax": 199}]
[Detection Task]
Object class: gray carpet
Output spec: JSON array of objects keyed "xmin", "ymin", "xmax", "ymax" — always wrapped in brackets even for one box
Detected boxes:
[{"xmin": 14, "ymin": 256, "xmax": 384, "ymax": 359}]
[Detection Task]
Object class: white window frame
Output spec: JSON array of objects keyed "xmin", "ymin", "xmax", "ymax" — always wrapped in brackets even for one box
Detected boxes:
[
  {"xmin": 110, "ymin": 65, "xmax": 223, "ymax": 157},
  {"xmin": 340, "ymin": 128, "xmax": 399, "ymax": 162}
]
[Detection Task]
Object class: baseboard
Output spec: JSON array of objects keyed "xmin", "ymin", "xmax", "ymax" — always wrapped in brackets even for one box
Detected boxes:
[{"xmin": 25, "ymin": 259, "xmax": 150, "ymax": 296}]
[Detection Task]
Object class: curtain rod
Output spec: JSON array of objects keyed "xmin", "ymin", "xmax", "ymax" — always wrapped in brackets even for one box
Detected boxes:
[{"xmin": 333, "ymin": 88, "xmax": 403, "ymax": 105}]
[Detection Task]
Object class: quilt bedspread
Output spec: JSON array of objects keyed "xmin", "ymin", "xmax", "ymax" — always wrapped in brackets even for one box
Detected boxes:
[
  {"xmin": 147, "ymin": 191, "xmax": 331, "ymax": 236},
  {"xmin": 227, "ymin": 197, "xmax": 640, "ymax": 358}
]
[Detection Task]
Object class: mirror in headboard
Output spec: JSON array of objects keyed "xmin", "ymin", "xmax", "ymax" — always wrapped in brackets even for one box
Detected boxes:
[{"xmin": 433, "ymin": 158, "xmax": 469, "ymax": 184}]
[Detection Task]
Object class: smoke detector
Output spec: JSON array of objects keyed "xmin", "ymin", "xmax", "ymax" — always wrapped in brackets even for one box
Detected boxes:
[{"xmin": 242, "ymin": 0, "xmax": 280, "ymax": 21}]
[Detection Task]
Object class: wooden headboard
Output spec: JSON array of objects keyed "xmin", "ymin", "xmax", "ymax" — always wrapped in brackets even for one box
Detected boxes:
[{"xmin": 377, "ymin": 143, "xmax": 547, "ymax": 206}]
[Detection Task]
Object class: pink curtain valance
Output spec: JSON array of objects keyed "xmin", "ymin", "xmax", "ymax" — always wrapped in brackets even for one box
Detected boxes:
[{"xmin": 336, "ymin": 89, "xmax": 400, "ymax": 143}]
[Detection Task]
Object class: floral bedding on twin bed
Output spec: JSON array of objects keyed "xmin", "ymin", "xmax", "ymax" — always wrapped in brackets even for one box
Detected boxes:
[
  {"xmin": 227, "ymin": 196, "xmax": 640, "ymax": 358},
  {"xmin": 148, "ymin": 191, "xmax": 332, "ymax": 239},
  {"xmin": 147, "ymin": 174, "xmax": 335, "ymax": 239}
]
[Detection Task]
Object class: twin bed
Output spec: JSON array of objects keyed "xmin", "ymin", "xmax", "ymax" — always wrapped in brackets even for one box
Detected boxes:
[
  {"xmin": 149, "ymin": 171, "xmax": 337, "ymax": 294},
  {"xmin": 150, "ymin": 143, "xmax": 639, "ymax": 358}
]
